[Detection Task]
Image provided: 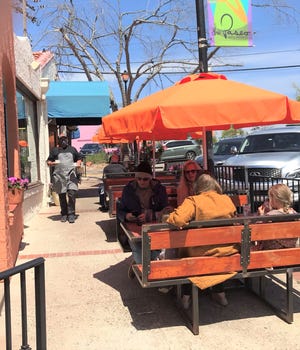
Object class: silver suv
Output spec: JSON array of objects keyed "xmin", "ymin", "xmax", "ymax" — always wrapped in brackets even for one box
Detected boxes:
[
  {"xmin": 224, "ymin": 125, "xmax": 300, "ymax": 178},
  {"xmin": 159, "ymin": 139, "xmax": 201, "ymax": 161}
]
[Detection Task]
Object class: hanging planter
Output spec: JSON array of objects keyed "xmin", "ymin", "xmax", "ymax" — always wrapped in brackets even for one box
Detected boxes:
[
  {"xmin": 7, "ymin": 177, "xmax": 28, "ymax": 204},
  {"xmin": 8, "ymin": 188, "xmax": 24, "ymax": 204}
]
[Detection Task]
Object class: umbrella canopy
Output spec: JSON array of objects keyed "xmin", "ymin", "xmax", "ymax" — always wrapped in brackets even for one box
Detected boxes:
[
  {"xmin": 92, "ymin": 126, "xmax": 134, "ymax": 144},
  {"xmin": 102, "ymin": 73, "xmax": 300, "ymax": 139}
]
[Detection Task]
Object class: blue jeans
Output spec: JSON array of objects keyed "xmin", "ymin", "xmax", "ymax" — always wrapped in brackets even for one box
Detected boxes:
[{"xmin": 128, "ymin": 240, "xmax": 160, "ymax": 264}]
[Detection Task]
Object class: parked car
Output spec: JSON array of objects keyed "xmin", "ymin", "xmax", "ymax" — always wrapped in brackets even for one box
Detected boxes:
[
  {"xmin": 224, "ymin": 125, "xmax": 300, "ymax": 178},
  {"xmin": 159, "ymin": 139, "xmax": 201, "ymax": 161},
  {"xmin": 80, "ymin": 143, "xmax": 103, "ymax": 155},
  {"xmin": 222, "ymin": 125, "xmax": 300, "ymax": 207},
  {"xmin": 195, "ymin": 136, "xmax": 244, "ymax": 167}
]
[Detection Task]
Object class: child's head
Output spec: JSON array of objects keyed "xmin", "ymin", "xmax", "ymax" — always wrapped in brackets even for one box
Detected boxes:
[{"xmin": 268, "ymin": 183, "xmax": 293, "ymax": 213}]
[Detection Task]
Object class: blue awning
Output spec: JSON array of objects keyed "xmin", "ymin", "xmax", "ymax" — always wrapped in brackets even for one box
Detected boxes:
[{"xmin": 46, "ymin": 81, "xmax": 110, "ymax": 123}]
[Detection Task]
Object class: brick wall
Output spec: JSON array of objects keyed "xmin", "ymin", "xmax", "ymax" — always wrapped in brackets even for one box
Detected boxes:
[{"xmin": 0, "ymin": 0, "xmax": 22, "ymax": 271}]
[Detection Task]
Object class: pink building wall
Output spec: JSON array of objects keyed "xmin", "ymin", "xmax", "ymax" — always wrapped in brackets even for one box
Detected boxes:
[{"xmin": 72, "ymin": 125, "xmax": 99, "ymax": 151}]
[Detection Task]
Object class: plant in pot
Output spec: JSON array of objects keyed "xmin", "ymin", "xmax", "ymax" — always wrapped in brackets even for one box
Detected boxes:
[{"xmin": 8, "ymin": 177, "xmax": 29, "ymax": 204}]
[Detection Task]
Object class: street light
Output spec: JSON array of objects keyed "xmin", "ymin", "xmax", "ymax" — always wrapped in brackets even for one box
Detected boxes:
[{"xmin": 121, "ymin": 70, "xmax": 129, "ymax": 106}]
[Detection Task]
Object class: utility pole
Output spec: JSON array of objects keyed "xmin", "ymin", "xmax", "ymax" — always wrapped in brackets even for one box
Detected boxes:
[
  {"xmin": 195, "ymin": 0, "xmax": 208, "ymax": 73},
  {"xmin": 195, "ymin": 0, "xmax": 214, "ymax": 173},
  {"xmin": 22, "ymin": 0, "xmax": 28, "ymax": 36}
]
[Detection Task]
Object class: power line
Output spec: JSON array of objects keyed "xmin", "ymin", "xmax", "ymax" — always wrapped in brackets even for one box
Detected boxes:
[
  {"xmin": 58, "ymin": 64, "xmax": 300, "ymax": 75},
  {"xmin": 214, "ymin": 64, "xmax": 300, "ymax": 73}
]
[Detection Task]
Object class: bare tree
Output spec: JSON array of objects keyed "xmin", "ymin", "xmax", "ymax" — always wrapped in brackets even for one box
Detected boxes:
[
  {"xmin": 21, "ymin": 0, "xmax": 299, "ymax": 108},
  {"xmin": 24, "ymin": 0, "xmax": 220, "ymax": 108}
]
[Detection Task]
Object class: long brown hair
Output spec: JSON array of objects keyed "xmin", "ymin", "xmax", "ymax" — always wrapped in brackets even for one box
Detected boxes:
[
  {"xmin": 194, "ymin": 174, "xmax": 223, "ymax": 195},
  {"xmin": 177, "ymin": 160, "xmax": 203, "ymax": 205}
]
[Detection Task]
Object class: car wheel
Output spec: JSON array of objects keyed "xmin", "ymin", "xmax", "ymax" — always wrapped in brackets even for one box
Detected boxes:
[{"xmin": 186, "ymin": 151, "xmax": 196, "ymax": 160}]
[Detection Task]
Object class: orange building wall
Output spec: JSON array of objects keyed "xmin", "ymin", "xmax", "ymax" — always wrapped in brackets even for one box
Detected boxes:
[{"xmin": 0, "ymin": 0, "xmax": 23, "ymax": 271}]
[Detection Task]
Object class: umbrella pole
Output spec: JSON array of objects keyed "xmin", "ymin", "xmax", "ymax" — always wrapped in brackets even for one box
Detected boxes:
[
  {"xmin": 152, "ymin": 141, "xmax": 156, "ymax": 178},
  {"xmin": 202, "ymin": 128, "xmax": 207, "ymax": 170}
]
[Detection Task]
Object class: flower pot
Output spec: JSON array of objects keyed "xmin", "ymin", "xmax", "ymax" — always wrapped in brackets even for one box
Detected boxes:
[{"xmin": 8, "ymin": 188, "xmax": 24, "ymax": 204}]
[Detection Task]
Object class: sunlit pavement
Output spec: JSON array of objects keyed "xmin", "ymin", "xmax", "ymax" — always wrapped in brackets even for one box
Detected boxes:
[{"xmin": 2, "ymin": 165, "xmax": 300, "ymax": 350}]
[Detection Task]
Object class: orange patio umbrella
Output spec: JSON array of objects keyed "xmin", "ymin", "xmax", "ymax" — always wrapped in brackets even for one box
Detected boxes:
[
  {"xmin": 92, "ymin": 126, "xmax": 134, "ymax": 144},
  {"xmin": 102, "ymin": 73, "xmax": 300, "ymax": 139}
]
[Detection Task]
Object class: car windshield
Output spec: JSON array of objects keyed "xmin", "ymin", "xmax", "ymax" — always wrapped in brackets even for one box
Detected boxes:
[
  {"xmin": 239, "ymin": 133, "xmax": 300, "ymax": 154},
  {"xmin": 213, "ymin": 141, "xmax": 242, "ymax": 155},
  {"xmin": 82, "ymin": 144, "xmax": 98, "ymax": 150}
]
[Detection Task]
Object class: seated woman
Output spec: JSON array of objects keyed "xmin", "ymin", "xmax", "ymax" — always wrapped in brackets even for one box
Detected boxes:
[
  {"xmin": 177, "ymin": 160, "xmax": 203, "ymax": 206},
  {"xmin": 257, "ymin": 183, "xmax": 298, "ymax": 250},
  {"xmin": 166, "ymin": 174, "xmax": 238, "ymax": 308}
]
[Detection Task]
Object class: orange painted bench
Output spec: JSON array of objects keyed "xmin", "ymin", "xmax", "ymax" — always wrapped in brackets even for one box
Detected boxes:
[
  {"xmin": 103, "ymin": 172, "xmax": 178, "ymax": 193},
  {"xmin": 108, "ymin": 183, "xmax": 178, "ymax": 218},
  {"xmin": 126, "ymin": 214, "xmax": 300, "ymax": 335}
]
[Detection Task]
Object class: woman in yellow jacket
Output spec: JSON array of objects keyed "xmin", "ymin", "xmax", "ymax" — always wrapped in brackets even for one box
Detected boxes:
[{"xmin": 167, "ymin": 174, "xmax": 238, "ymax": 308}]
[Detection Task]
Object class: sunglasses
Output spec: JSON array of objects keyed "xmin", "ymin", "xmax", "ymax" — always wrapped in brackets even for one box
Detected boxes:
[
  {"xmin": 184, "ymin": 170, "xmax": 197, "ymax": 174},
  {"xmin": 137, "ymin": 177, "xmax": 151, "ymax": 181}
]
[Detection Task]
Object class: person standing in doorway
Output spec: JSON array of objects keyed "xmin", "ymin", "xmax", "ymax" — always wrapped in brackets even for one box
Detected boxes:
[{"xmin": 47, "ymin": 135, "xmax": 83, "ymax": 223}]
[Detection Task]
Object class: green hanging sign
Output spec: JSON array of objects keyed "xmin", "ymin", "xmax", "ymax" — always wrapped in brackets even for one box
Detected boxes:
[{"xmin": 207, "ymin": 0, "xmax": 253, "ymax": 47}]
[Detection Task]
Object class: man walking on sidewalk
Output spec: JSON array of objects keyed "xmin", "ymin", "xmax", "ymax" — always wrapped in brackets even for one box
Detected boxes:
[{"xmin": 47, "ymin": 135, "xmax": 83, "ymax": 223}]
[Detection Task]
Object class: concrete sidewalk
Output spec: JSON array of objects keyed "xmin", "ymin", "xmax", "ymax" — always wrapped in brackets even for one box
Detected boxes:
[{"xmin": 4, "ymin": 168, "xmax": 300, "ymax": 349}]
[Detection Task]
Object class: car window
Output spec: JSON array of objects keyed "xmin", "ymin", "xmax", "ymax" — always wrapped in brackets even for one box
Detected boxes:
[
  {"xmin": 82, "ymin": 144, "xmax": 100, "ymax": 150},
  {"xmin": 213, "ymin": 139, "xmax": 243, "ymax": 155},
  {"xmin": 166, "ymin": 140, "xmax": 192, "ymax": 148},
  {"xmin": 240, "ymin": 133, "xmax": 300, "ymax": 154}
]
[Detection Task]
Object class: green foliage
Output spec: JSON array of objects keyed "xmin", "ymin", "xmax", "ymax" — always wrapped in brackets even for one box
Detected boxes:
[
  {"xmin": 84, "ymin": 152, "xmax": 108, "ymax": 164},
  {"xmin": 221, "ymin": 127, "xmax": 245, "ymax": 139},
  {"xmin": 296, "ymin": 90, "xmax": 300, "ymax": 102}
]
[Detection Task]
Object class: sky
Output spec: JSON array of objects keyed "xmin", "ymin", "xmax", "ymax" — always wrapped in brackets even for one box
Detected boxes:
[
  {"xmin": 12, "ymin": 1, "xmax": 300, "ymax": 143},
  {"xmin": 13, "ymin": 0, "xmax": 300, "ymax": 100},
  {"xmin": 213, "ymin": 0, "xmax": 300, "ymax": 99}
]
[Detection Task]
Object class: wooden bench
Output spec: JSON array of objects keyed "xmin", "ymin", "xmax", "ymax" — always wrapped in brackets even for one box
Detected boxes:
[
  {"xmin": 103, "ymin": 172, "xmax": 178, "ymax": 193},
  {"xmin": 115, "ymin": 193, "xmax": 249, "ymax": 252},
  {"xmin": 108, "ymin": 182, "xmax": 178, "ymax": 218},
  {"xmin": 125, "ymin": 214, "xmax": 300, "ymax": 335}
]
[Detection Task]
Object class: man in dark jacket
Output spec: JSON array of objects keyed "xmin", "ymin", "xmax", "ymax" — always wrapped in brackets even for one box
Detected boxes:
[
  {"xmin": 117, "ymin": 161, "xmax": 169, "ymax": 277},
  {"xmin": 98, "ymin": 152, "xmax": 127, "ymax": 212},
  {"xmin": 47, "ymin": 135, "xmax": 83, "ymax": 223}
]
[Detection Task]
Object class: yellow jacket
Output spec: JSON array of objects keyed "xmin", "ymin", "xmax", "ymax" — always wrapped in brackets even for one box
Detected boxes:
[
  {"xmin": 167, "ymin": 191, "xmax": 236, "ymax": 227},
  {"xmin": 167, "ymin": 191, "xmax": 238, "ymax": 257}
]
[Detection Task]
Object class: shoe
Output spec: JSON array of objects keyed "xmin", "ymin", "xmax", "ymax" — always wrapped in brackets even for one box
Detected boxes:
[
  {"xmin": 211, "ymin": 292, "xmax": 228, "ymax": 306},
  {"xmin": 128, "ymin": 261, "xmax": 136, "ymax": 279},
  {"xmin": 61, "ymin": 215, "xmax": 67, "ymax": 223},
  {"xmin": 181, "ymin": 295, "xmax": 191, "ymax": 310},
  {"xmin": 158, "ymin": 286, "xmax": 173, "ymax": 294},
  {"xmin": 68, "ymin": 215, "xmax": 75, "ymax": 224},
  {"xmin": 99, "ymin": 206, "xmax": 109, "ymax": 212}
]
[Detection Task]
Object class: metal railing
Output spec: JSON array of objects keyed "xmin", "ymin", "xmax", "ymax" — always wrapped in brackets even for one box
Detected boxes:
[
  {"xmin": 0, "ymin": 257, "xmax": 46, "ymax": 350},
  {"xmin": 214, "ymin": 165, "xmax": 300, "ymax": 213}
]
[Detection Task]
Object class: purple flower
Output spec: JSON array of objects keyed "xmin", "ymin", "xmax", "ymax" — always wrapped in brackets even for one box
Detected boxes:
[{"xmin": 8, "ymin": 177, "xmax": 29, "ymax": 190}]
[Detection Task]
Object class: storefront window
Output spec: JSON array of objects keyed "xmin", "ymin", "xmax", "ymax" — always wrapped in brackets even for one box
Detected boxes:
[{"xmin": 16, "ymin": 91, "xmax": 38, "ymax": 183}]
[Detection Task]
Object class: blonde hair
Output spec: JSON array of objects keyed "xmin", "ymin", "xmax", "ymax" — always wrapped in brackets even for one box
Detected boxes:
[
  {"xmin": 194, "ymin": 173, "xmax": 223, "ymax": 195},
  {"xmin": 177, "ymin": 160, "xmax": 203, "ymax": 205},
  {"xmin": 268, "ymin": 183, "xmax": 293, "ymax": 213}
]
